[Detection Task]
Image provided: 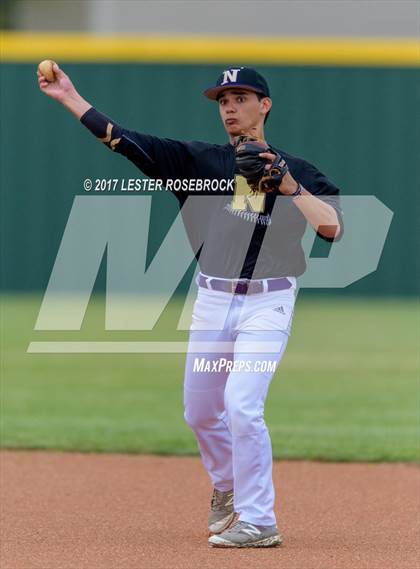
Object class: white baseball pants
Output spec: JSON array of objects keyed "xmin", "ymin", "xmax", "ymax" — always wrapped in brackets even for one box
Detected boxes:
[{"xmin": 183, "ymin": 276, "xmax": 296, "ymax": 526}]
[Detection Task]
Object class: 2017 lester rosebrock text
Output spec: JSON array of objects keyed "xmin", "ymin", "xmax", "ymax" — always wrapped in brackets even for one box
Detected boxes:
[{"xmin": 85, "ymin": 178, "xmax": 235, "ymax": 192}]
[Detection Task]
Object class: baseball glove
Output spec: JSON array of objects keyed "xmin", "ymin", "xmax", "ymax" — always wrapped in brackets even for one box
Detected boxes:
[{"xmin": 234, "ymin": 135, "xmax": 289, "ymax": 193}]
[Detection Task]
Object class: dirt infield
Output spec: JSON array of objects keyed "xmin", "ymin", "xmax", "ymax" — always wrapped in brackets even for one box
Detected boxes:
[{"xmin": 1, "ymin": 451, "xmax": 418, "ymax": 569}]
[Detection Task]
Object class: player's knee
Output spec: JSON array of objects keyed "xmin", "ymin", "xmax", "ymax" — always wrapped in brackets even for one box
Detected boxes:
[
  {"xmin": 225, "ymin": 398, "xmax": 264, "ymax": 436},
  {"xmin": 183, "ymin": 407, "xmax": 199, "ymax": 429},
  {"xmin": 183, "ymin": 406, "xmax": 217, "ymax": 431}
]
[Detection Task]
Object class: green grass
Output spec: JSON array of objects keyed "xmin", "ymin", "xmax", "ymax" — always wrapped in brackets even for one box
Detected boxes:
[{"xmin": 1, "ymin": 294, "xmax": 418, "ymax": 461}]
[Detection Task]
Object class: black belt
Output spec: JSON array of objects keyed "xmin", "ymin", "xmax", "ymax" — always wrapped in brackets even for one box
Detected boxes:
[{"xmin": 198, "ymin": 274, "xmax": 292, "ymax": 295}]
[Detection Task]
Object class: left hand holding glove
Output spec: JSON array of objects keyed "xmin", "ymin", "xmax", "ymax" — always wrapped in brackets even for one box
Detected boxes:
[{"xmin": 234, "ymin": 136, "xmax": 296, "ymax": 194}]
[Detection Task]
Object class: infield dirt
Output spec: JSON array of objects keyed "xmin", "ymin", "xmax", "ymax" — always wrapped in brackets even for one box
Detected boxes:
[{"xmin": 1, "ymin": 451, "xmax": 418, "ymax": 569}]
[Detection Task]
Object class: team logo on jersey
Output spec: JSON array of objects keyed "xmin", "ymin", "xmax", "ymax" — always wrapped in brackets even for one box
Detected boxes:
[
  {"xmin": 221, "ymin": 67, "xmax": 243, "ymax": 85},
  {"xmin": 232, "ymin": 175, "xmax": 266, "ymax": 213}
]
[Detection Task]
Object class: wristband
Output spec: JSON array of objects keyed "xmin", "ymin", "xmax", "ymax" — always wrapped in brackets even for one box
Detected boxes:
[
  {"xmin": 291, "ymin": 182, "xmax": 303, "ymax": 197},
  {"xmin": 80, "ymin": 107, "xmax": 122, "ymax": 150}
]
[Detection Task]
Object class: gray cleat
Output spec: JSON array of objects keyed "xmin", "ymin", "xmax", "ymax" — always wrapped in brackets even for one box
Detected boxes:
[
  {"xmin": 208, "ymin": 488, "xmax": 237, "ymax": 534},
  {"xmin": 208, "ymin": 520, "xmax": 282, "ymax": 548}
]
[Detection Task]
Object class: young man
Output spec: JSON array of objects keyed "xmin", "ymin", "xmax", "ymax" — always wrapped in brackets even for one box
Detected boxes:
[{"xmin": 38, "ymin": 65, "xmax": 342, "ymax": 548}]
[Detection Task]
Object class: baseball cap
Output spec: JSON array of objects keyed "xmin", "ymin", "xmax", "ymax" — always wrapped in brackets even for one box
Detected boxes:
[{"xmin": 203, "ymin": 67, "xmax": 270, "ymax": 100}]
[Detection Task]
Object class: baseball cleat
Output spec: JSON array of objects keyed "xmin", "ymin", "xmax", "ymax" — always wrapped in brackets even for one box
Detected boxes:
[
  {"xmin": 208, "ymin": 520, "xmax": 282, "ymax": 548},
  {"xmin": 208, "ymin": 488, "xmax": 237, "ymax": 534}
]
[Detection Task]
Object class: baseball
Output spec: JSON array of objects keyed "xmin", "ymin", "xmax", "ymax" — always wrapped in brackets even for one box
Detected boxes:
[{"xmin": 38, "ymin": 60, "xmax": 56, "ymax": 82}]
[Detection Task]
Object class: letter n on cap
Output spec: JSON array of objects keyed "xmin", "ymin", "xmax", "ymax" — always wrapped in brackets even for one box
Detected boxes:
[{"xmin": 221, "ymin": 68, "xmax": 241, "ymax": 85}]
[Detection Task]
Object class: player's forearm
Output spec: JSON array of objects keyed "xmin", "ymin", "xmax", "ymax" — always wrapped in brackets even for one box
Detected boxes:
[
  {"xmin": 61, "ymin": 92, "xmax": 92, "ymax": 120},
  {"xmin": 292, "ymin": 189, "xmax": 340, "ymax": 239},
  {"xmin": 79, "ymin": 107, "xmax": 123, "ymax": 152}
]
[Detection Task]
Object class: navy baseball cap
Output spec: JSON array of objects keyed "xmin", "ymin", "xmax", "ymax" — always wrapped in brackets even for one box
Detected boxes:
[{"xmin": 203, "ymin": 67, "xmax": 270, "ymax": 100}]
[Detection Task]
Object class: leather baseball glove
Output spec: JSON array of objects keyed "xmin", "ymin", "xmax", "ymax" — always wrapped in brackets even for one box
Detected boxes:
[{"xmin": 234, "ymin": 135, "xmax": 289, "ymax": 193}]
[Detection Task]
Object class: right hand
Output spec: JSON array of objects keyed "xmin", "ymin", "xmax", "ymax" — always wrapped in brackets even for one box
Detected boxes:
[{"xmin": 37, "ymin": 63, "xmax": 77, "ymax": 104}]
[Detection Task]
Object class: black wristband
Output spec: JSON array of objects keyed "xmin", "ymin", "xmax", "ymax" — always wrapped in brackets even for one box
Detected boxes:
[
  {"xmin": 291, "ymin": 182, "xmax": 303, "ymax": 197},
  {"xmin": 80, "ymin": 107, "xmax": 122, "ymax": 149}
]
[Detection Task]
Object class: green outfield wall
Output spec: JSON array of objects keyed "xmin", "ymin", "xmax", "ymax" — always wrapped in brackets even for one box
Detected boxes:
[{"xmin": 1, "ymin": 62, "xmax": 419, "ymax": 295}]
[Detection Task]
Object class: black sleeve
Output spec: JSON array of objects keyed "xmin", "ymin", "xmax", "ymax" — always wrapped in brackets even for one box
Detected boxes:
[
  {"xmin": 80, "ymin": 107, "xmax": 191, "ymax": 182},
  {"xmin": 295, "ymin": 160, "xmax": 344, "ymax": 242}
]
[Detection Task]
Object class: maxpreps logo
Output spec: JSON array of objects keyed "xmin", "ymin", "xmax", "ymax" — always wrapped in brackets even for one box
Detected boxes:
[{"xmin": 28, "ymin": 195, "xmax": 393, "ymax": 353}]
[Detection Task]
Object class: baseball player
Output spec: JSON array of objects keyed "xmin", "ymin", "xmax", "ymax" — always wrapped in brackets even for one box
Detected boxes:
[{"xmin": 38, "ymin": 64, "xmax": 342, "ymax": 548}]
